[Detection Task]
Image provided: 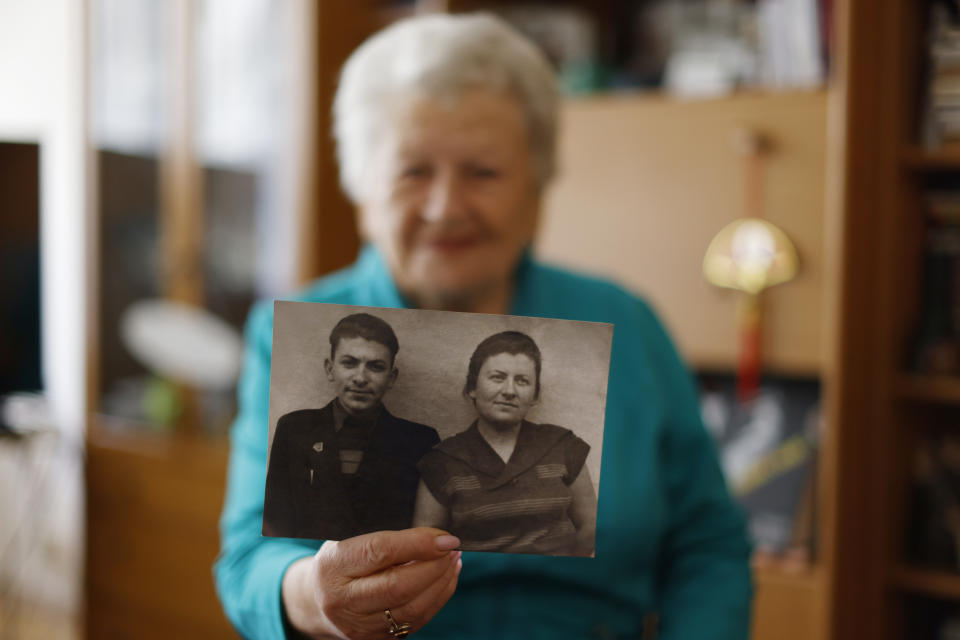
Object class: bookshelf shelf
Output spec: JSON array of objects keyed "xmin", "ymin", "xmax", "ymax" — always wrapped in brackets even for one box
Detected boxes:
[
  {"xmin": 889, "ymin": 565, "xmax": 960, "ymax": 601},
  {"xmin": 755, "ymin": 563, "xmax": 825, "ymax": 590},
  {"xmin": 902, "ymin": 146, "xmax": 960, "ymax": 170},
  {"xmin": 752, "ymin": 564, "xmax": 827, "ymax": 640},
  {"xmin": 895, "ymin": 374, "xmax": 960, "ymax": 405}
]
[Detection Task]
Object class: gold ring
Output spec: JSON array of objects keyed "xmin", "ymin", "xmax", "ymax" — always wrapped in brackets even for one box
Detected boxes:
[{"xmin": 384, "ymin": 608, "xmax": 412, "ymax": 639}]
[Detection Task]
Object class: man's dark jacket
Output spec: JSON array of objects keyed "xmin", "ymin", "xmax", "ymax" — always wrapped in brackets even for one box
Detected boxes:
[{"xmin": 262, "ymin": 400, "xmax": 439, "ymax": 540}]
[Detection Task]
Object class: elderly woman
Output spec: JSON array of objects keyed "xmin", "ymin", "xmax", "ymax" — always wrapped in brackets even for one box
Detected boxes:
[
  {"xmin": 413, "ymin": 331, "xmax": 597, "ymax": 557},
  {"xmin": 216, "ymin": 12, "xmax": 751, "ymax": 640}
]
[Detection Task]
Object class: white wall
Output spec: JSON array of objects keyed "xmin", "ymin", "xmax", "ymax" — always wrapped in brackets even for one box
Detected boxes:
[
  {"xmin": 0, "ymin": 0, "xmax": 87, "ymax": 439},
  {"xmin": 0, "ymin": 0, "xmax": 86, "ymax": 615}
]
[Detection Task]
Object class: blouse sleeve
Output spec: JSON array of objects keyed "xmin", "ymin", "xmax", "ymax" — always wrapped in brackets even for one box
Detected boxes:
[
  {"xmin": 214, "ymin": 301, "xmax": 320, "ymax": 639},
  {"xmin": 633, "ymin": 299, "xmax": 753, "ymax": 640},
  {"xmin": 562, "ymin": 433, "xmax": 590, "ymax": 485},
  {"xmin": 417, "ymin": 449, "xmax": 453, "ymax": 507}
]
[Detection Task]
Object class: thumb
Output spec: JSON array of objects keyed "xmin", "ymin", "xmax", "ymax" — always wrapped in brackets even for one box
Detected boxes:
[{"xmin": 328, "ymin": 527, "xmax": 460, "ymax": 578}]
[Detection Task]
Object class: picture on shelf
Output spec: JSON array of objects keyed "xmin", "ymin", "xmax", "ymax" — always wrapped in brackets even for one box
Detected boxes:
[{"xmin": 699, "ymin": 374, "xmax": 820, "ymax": 559}]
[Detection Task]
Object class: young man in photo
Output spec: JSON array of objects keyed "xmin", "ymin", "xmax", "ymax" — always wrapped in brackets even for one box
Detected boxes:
[{"xmin": 262, "ymin": 312, "xmax": 440, "ymax": 540}]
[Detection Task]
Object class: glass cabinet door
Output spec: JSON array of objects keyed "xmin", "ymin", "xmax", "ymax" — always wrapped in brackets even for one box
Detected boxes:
[{"xmin": 90, "ymin": 0, "xmax": 305, "ymax": 435}]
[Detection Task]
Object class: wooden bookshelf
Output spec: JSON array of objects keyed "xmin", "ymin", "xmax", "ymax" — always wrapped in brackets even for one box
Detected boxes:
[
  {"xmin": 889, "ymin": 566, "xmax": 960, "ymax": 602},
  {"xmin": 902, "ymin": 145, "xmax": 960, "ymax": 170},
  {"xmin": 895, "ymin": 374, "xmax": 960, "ymax": 405},
  {"xmin": 830, "ymin": 0, "xmax": 960, "ymax": 638}
]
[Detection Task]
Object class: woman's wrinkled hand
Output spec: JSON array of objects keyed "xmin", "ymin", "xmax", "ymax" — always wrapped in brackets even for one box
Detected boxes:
[{"xmin": 282, "ymin": 527, "xmax": 462, "ymax": 639}]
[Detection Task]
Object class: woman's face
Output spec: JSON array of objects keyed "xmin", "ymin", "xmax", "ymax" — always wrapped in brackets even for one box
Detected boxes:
[
  {"xmin": 469, "ymin": 352, "xmax": 538, "ymax": 427},
  {"xmin": 359, "ymin": 89, "xmax": 541, "ymax": 310}
]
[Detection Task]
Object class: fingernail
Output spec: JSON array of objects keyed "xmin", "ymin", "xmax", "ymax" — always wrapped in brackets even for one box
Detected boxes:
[
  {"xmin": 435, "ymin": 535, "xmax": 460, "ymax": 551},
  {"xmin": 449, "ymin": 550, "xmax": 461, "ymax": 563},
  {"xmin": 456, "ymin": 557, "xmax": 463, "ymax": 573}
]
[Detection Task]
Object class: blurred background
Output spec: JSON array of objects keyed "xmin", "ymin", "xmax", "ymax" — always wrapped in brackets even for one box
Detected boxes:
[{"xmin": 0, "ymin": 0, "xmax": 958, "ymax": 638}]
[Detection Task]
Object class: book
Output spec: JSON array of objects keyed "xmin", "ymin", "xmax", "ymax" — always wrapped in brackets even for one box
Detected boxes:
[
  {"xmin": 908, "ymin": 431, "xmax": 960, "ymax": 571},
  {"xmin": 924, "ymin": 0, "xmax": 960, "ymax": 146},
  {"xmin": 910, "ymin": 190, "xmax": 960, "ymax": 375}
]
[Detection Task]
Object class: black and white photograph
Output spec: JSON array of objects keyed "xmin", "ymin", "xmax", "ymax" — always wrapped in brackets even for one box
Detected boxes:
[{"xmin": 263, "ymin": 301, "xmax": 612, "ymax": 557}]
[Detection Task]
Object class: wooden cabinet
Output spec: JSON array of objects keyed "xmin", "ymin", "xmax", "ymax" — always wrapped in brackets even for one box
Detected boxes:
[
  {"xmin": 85, "ymin": 429, "xmax": 233, "ymax": 638},
  {"xmin": 752, "ymin": 566, "xmax": 827, "ymax": 640},
  {"xmin": 827, "ymin": 0, "xmax": 960, "ymax": 638},
  {"xmin": 84, "ymin": 4, "xmax": 338, "ymax": 637},
  {"xmin": 540, "ymin": 89, "xmax": 828, "ymax": 375},
  {"xmin": 536, "ymin": 89, "xmax": 833, "ymax": 640}
]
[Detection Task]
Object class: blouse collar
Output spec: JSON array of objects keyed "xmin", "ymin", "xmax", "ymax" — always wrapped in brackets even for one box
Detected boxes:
[
  {"xmin": 355, "ymin": 243, "xmax": 536, "ymax": 314},
  {"xmin": 437, "ymin": 420, "xmax": 568, "ymax": 491}
]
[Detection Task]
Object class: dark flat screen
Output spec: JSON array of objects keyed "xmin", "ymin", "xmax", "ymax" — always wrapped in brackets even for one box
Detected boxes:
[{"xmin": 0, "ymin": 142, "xmax": 42, "ymax": 394}]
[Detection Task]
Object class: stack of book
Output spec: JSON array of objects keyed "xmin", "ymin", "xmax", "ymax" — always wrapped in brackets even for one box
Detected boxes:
[
  {"xmin": 911, "ymin": 190, "xmax": 960, "ymax": 375},
  {"xmin": 908, "ymin": 430, "xmax": 960, "ymax": 572},
  {"xmin": 924, "ymin": 0, "xmax": 960, "ymax": 148},
  {"xmin": 754, "ymin": 0, "xmax": 827, "ymax": 90}
]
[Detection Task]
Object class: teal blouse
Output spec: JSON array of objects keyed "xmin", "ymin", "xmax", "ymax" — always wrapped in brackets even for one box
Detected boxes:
[{"xmin": 215, "ymin": 246, "xmax": 752, "ymax": 639}]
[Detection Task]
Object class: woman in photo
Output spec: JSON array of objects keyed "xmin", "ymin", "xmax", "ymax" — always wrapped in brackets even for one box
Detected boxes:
[{"xmin": 413, "ymin": 331, "xmax": 597, "ymax": 556}]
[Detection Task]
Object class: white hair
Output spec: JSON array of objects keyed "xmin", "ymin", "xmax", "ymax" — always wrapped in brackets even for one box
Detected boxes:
[{"xmin": 333, "ymin": 13, "xmax": 559, "ymax": 204}]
